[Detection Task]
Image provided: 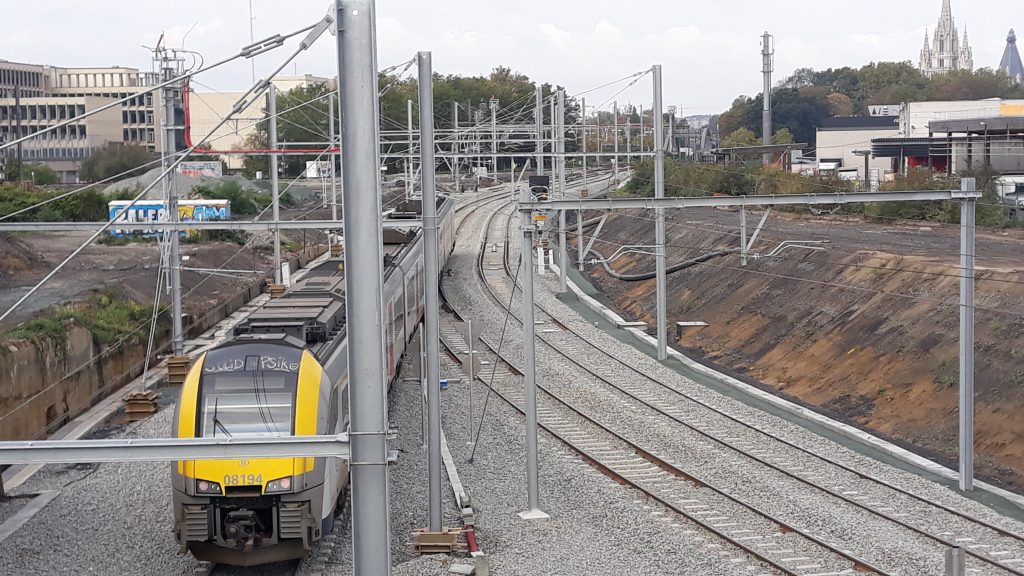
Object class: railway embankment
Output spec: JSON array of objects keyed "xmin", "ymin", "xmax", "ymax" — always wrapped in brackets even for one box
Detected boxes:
[
  {"xmin": 0, "ymin": 243, "xmax": 326, "ymax": 443},
  {"xmin": 580, "ymin": 206, "xmax": 1024, "ymax": 493}
]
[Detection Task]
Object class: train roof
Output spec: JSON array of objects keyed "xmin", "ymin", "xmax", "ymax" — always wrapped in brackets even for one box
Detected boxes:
[{"xmin": 226, "ymin": 194, "xmax": 453, "ymax": 362}]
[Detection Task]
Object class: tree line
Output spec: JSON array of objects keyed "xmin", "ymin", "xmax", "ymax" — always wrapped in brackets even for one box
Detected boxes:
[{"xmin": 718, "ymin": 62, "xmax": 1024, "ymax": 146}]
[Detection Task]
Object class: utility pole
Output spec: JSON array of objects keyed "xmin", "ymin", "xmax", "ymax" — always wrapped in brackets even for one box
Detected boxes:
[
  {"xmin": 335, "ymin": 1, "xmax": 391, "ymax": 573},
  {"xmin": 581, "ymin": 98, "xmax": 588, "ymax": 194},
  {"xmin": 578, "ymin": 97, "xmax": 587, "ymax": 271},
  {"xmin": 613, "ymin": 101, "xmax": 619, "ymax": 183},
  {"xmin": 490, "ymin": 97, "xmax": 498, "ymax": 180},
  {"xmin": 417, "ymin": 51, "xmax": 443, "ymax": 532},
  {"xmin": 518, "ymin": 164, "xmax": 548, "ymax": 522},
  {"xmin": 638, "ymin": 104, "xmax": 644, "ymax": 154},
  {"xmin": 159, "ymin": 50, "xmax": 185, "ymax": 359},
  {"xmin": 269, "ymin": 83, "xmax": 282, "ymax": 286},
  {"xmin": 451, "ymin": 101, "xmax": 460, "ymax": 193},
  {"xmin": 13, "ymin": 85, "xmax": 23, "ymax": 179},
  {"xmin": 959, "ymin": 178, "xmax": 977, "ymax": 491},
  {"xmin": 557, "ymin": 89, "xmax": 568, "ymax": 293},
  {"xmin": 761, "ymin": 31, "xmax": 774, "ymax": 166},
  {"xmin": 625, "ymin": 107, "xmax": 631, "ymax": 164},
  {"xmin": 535, "ymin": 85, "xmax": 544, "ymax": 176},
  {"xmin": 406, "ymin": 99, "xmax": 413, "ymax": 200},
  {"xmin": 247, "ymin": 0, "xmax": 257, "ymax": 83},
  {"xmin": 653, "ymin": 65, "xmax": 668, "ymax": 361},
  {"xmin": 328, "ymin": 94, "xmax": 339, "ymax": 254},
  {"xmin": 550, "ymin": 96, "xmax": 556, "ymax": 177}
]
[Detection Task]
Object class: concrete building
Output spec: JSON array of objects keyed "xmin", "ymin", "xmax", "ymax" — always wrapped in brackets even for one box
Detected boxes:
[
  {"xmin": 187, "ymin": 90, "xmax": 265, "ymax": 170},
  {"xmin": 898, "ymin": 99, "xmax": 1024, "ymax": 137},
  {"xmin": 0, "ymin": 59, "xmax": 162, "ymax": 181},
  {"xmin": 187, "ymin": 75, "xmax": 335, "ymax": 170},
  {"xmin": 0, "ymin": 95, "xmax": 124, "ymax": 182},
  {"xmin": 919, "ymin": 0, "xmax": 973, "ymax": 76},
  {"xmin": 816, "ymin": 116, "xmax": 899, "ymax": 181}
]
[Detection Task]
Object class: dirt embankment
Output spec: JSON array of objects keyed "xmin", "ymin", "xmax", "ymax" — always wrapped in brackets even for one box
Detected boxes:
[{"xmin": 581, "ymin": 207, "xmax": 1024, "ymax": 492}]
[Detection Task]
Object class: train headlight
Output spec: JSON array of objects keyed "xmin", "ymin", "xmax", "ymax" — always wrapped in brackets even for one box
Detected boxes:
[
  {"xmin": 265, "ymin": 477, "xmax": 293, "ymax": 494},
  {"xmin": 196, "ymin": 480, "xmax": 222, "ymax": 495}
]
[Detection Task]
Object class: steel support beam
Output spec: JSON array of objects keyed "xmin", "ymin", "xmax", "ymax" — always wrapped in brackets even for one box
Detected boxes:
[
  {"xmin": 518, "ymin": 171, "xmax": 548, "ymax": 522},
  {"xmin": 535, "ymin": 85, "xmax": 544, "ymax": 176},
  {"xmin": 269, "ymin": 83, "xmax": 283, "ymax": 284},
  {"xmin": 959, "ymin": 178, "xmax": 977, "ymax": 492},
  {"xmin": 740, "ymin": 205, "xmax": 748, "ymax": 267},
  {"xmin": 336, "ymin": 1, "xmax": 391, "ymax": 574},
  {"xmin": 521, "ymin": 190, "xmax": 973, "ymax": 211},
  {"xmin": 161, "ymin": 68, "xmax": 185, "ymax": 357},
  {"xmin": 653, "ymin": 64, "xmax": 668, "ymax": 360},
  {"xmin": 0, "ymin": 434, "xmax": 350, "ymax": 465},
  {"xmin": 557, "ymin": 89, "xmax": 568, "ymax": 293},
  {"xmin": 329, "ymin": 93, "xmax": 340, "ymax": 250},
  {"xmin": 418, "ymin": 51, "xmax": 443, "ymax": 533},
  {"xmin": 747, "ymin": 206, "xmax": 772, "ymax": 252}
]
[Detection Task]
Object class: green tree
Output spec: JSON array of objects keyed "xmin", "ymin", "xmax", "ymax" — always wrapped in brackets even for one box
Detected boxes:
[
  {"xmin": 80, "ymin": 145, "xmax": 156, "ymax": 183},
  {"xmin": 721, "ymin": 127, "xmax": 759, "ymax": 148},
  {"xmin": 772, "ymin": 128, "xmax": 795, "ymax": 144},
  {"xmin": 23, "ymin": 163, "xmax": 59, "ymax": 185}
]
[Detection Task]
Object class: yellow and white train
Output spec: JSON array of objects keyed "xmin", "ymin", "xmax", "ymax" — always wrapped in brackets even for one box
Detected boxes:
[{"xmin": 171, "ymin": 197, "xmax": 455, "ymax": 565}]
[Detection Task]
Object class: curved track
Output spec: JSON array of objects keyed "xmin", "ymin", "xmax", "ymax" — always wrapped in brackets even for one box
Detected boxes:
[{"xmin": 442, "ymin": 196, "xmax": 1024, "ymax": 575}]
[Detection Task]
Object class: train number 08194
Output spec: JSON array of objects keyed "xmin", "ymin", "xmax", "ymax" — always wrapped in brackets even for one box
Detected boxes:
[{"xmin": 223, "ymin": 474, "xmax": 263, "ymax": 486}]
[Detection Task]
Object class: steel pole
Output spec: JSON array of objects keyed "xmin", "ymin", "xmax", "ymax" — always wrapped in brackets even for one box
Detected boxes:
[
  {"xmin": 336, "ymin": 2, "xmax": 391, "ymax": 573},
  {"xmin": 550, "ymin": 96, "xmax": 556, "ymax": 177},
  {"xmin": 269, "ymin": 83, "xmax": 282, "ymax": 285},
  {"xmin": 626, "ymin": 112, "xmax": 631, "ymax": 163},
  {"xmin": 535, "ymin": 85, "xmax": 544, "ymax": 176},
  {"xmin": 329, "ymin": 94, "xmax": 339, "ymax": 251},
  {"xmin": 491, "ymin": 98, "xmax": 498, "ymax": 180},
  {"xmin": 518, "ymin": 166, "xmax": 548, "ymax": 521},
  {"xmin": 417, "ymin": 51, "xmax": 443, "ymax": 533},
  {"xmin": 557, "ymin": 90, "xmax": 568, "ymax": 293},
  {"xmin": 740, "ymin": 205, "xmax": 748, "ymax": 267},
  {"xmin": 578, "ymin": 97, "xmax": 586, "ymax": 271},
  {"xmin": 162, "ymin": 71, "xmax": 184, "ymax": 357},
  {"xmin": 451, "ymin": 101, "xmax": 460, "ymax": 193},
  {"xmin": 959, "ymin": 179, "xmax": 976, "ymax": 492},
  {"xmin": 406, "ymin": 99, "xmax": 413, "ymax": 200},
  {"xmin": 762, "ymin": 31, "xmax": 774, "ymax": 166},
  {"xmin": 613, "ymin": 101, "xmax": 619, "ymax": 182},
  {"xmin": 653, "ymin": 65, "xmax": 668, "ymax": 361}
]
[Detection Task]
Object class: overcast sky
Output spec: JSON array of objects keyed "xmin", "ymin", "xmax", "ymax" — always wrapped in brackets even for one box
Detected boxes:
[{"xmin": 2, "ymin": 1, "xmax": 1019, "ymax": 116}]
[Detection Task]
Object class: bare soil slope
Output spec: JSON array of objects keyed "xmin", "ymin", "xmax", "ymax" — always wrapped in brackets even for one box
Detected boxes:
[{"xmin": 582, "ymin": 207, "xmax": 1024, "ymax": 492}]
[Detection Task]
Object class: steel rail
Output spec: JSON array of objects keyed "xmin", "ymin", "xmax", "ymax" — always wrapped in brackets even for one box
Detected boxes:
[{"xmin": 442, "ymin": 198, "xmax": 892, "ymax": 576}]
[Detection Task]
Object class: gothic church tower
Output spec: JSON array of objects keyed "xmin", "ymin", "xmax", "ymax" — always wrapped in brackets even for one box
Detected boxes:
[{"xmin": 919, "ymin": 0, "xmax": 973, "ymax": 76}]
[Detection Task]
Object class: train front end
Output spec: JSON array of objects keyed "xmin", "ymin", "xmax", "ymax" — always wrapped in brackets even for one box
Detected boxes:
[{"xmin": 171, "ymin": 338, "xmax": 341, "ymax": 566}]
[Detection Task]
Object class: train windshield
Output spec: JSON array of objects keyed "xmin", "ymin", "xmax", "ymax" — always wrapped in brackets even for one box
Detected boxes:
[{"xmin": 200, "ymin": 372, "xmax": 297, "ymax": 438}]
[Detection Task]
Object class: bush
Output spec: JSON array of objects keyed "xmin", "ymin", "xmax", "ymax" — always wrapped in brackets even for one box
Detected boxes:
[
  {"xmin": 2, "ymin": 291, "xmax": 157, "ymax": 347},
  {"xmin": 80, "ymin": 145, "xmax": 156, "ymax": 183},
  {"xmin": 193, "ymin": 180, "xmax": 292, "ymax": 216},
  {"xmin": 0, "ymin": 185, "xmax": 110, "ymax": 221}
]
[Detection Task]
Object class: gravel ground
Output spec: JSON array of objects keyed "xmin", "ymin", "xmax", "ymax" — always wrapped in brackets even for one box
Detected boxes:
[
  {"xmin": 425, "ymin": 196, "xmax": 772, "ymax": 575},
  {"xmin": 0, "ymin": 496, "xmax": 28, "ymax": 528},
  {"xmin": 0, "ymin": 406, "xmax": 195, "ymax": 576}
]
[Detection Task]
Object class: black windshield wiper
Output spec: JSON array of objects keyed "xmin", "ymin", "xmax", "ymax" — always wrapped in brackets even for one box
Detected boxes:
[{"xmin": 212, "ymin": 398, "xmax": 232, "ymax": 438}]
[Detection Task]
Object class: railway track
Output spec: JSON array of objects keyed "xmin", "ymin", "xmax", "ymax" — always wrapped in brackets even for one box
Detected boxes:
[{"xmin": 440, "ymin": 197, "xmax": 1024, "ymax": 575}]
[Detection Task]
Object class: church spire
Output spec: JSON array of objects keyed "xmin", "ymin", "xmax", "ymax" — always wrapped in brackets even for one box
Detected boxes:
[
  {"xmin": 940, "ymin": 0, "xmax": 953, "ymax": 29},
  {"xmin": 1001, "ymin": 28, "xmax": 1024, "ymax": 83}
]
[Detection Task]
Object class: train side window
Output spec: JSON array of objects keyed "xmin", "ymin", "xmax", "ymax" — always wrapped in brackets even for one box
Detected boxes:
[{"xmin": 328, "ymin": 384, "xmax": 339, "ymax": 433}]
